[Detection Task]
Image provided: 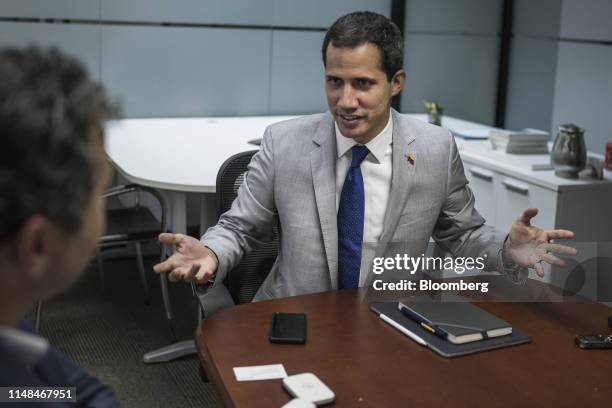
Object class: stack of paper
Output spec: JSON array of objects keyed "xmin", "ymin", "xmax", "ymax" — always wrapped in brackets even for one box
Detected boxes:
[{"xmin": 489, "ymin": 128, "xmax": 549, "ymax": 154}]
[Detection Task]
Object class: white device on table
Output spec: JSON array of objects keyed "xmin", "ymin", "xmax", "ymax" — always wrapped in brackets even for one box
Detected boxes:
[
  {"xmin": 281, "ymin": 398, "xmax": 316, "ymax": 408},
  {"xmin": 282, "ymin": 373, "xmax": 335, "ymax": 405}
]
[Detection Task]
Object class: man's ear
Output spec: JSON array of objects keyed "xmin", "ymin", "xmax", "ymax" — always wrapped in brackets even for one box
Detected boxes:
[
  {"xmin": 390, "ymin": 69, "xmax": 406, "ymax": 97},
  {"xmin": 13, "ymin": 215, "xmax": 52, "ymax": 281}
]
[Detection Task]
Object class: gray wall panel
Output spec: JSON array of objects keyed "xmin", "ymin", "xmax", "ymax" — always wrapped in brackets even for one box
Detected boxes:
[
  {"xmin": 0, "ymin": 0, "xmax": 100, "ymax": 19},
  {"xmin": 272, "ymin": 0, "xmax": 390, "ymax": 28},
  {"xmin": 512, "ymin": 0, "xmax": 561, "ymax": 37},
  {"xmin": 404, "ymin": 0, "xmax": 502, "ymax": 34},
  {"xmin": 560, "ymin": 0, "xmax": 612, "ymax": 42},
  {"xmin": 101, "ymin": 0, "xmax": 273, "ymax": 25},
  {"xmin": 401, "ymin": 34, "xmax": 499, "ymax": 125},
  {"xmin": 551, "ymin": 42, "xmax": 612, "ymax": 154},
  {"xmin": 270, "ymin": 30, "xmax": 326, "ymax": 115},
  {"xmin": 505, "ymin": 38, "xmax": 558, "ymax": 132},
  {"xmin": 101, "ymin": 26, "xmax": 270, "ymax": 117},
  {"xmin": 0, "ymin": 22, "xmax": 100, "ymax": 79}
]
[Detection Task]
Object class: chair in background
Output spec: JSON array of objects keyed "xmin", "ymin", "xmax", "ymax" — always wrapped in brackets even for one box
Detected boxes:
[
  {"xmin": 143, "ymin": 150, "xmax": 279, "ymax": 363},
  {"xmin": 99, "ymin": 184, "xmax": 175, "ymax": 339},
  {"xmin": 34, "ymin": 184, "xmax": 175, "ymax": 340}
]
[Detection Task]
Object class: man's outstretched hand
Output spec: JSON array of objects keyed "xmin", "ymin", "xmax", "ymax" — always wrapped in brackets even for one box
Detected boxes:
[
  {"xmin": 505, "ymin": 208, "xmax": 577, "ymax": 277},
  {"xmin": 153, "ymin": 233, "xmax": 219, "ymax": 284}
]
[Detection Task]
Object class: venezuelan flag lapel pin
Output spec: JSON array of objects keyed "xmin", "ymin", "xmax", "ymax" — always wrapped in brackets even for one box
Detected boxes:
[{"xmin": 405, "ymin": 152, "xmax": 415, "ymax": 165}]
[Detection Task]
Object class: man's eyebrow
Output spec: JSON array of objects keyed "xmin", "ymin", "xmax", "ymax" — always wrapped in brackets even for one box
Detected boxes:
[{"xmin": 354, "ymin": 76, "xmax": 376, "ymax": 82}]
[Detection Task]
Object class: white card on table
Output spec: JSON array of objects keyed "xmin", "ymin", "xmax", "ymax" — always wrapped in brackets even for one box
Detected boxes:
[{"xmin": 233, "ymin": 364, "xmax": 288, "ymax": 381}]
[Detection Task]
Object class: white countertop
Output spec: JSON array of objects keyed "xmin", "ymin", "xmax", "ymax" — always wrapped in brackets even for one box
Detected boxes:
[{"xmin": 458, "ymin": 141, "xmax": 611, "ymax": 192}]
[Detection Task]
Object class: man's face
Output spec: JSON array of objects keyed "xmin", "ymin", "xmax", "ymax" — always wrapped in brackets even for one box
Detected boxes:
[{"xmin": 325, "ymin": 42, "xmax": 405, "ymax": 144}]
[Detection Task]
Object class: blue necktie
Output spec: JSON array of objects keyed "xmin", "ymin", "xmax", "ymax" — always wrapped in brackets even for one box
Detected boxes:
[{"xmin": 338, "ymin": 145, "xmax": 370, "ymax": 289}]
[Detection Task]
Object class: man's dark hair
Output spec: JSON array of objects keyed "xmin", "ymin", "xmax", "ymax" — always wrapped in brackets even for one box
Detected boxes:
[
  {"xmin": 322, "ymin": 11, "xmax": 404, "ymax": 81},
  {"xmin": 0, "ymin": 46, "xmax": 118, "ymax": 242}
]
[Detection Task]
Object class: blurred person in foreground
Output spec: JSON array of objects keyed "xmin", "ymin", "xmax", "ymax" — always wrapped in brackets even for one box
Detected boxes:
[{"xmin": 0, "ymin": 46, "xmax": 119, "ymax": 407}]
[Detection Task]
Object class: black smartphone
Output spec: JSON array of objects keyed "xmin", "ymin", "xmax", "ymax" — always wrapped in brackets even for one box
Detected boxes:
[
  {"xmin": 269, "ymin": 313, "xmax": 307, "ymax": 344},
  {"xmin": 575, "ymin": 334, "xmax": 612, "ymax": 349}
]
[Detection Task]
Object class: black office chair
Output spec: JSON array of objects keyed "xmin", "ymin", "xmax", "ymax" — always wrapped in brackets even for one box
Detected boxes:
[
  {"xmin": 34, "ymin": 184, "xmax": 175, "ymax": 340},
  {"xmin": 196, "ymin": 150, "xmax": 280, "ymax": 315}
]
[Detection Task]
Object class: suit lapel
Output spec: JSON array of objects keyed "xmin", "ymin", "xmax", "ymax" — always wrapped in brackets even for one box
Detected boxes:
[
  {"xmin": 310, "ymin": 113, "xmax": 339, "ymax": 289},
  {"xmin": 379, "ymin": 110, "xmax": 417, "ymax": 244}
]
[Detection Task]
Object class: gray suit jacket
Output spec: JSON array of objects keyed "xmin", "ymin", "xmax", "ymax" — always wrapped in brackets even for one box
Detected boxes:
[{"xmin": 202, "ymin": 110, "xmax": 508, "ymax": 301}]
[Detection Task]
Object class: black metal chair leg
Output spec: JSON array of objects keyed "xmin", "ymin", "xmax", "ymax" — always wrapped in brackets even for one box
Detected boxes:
[{"xmin": 135, "ymin": 242, "xmax": 151, "ymax": 305}]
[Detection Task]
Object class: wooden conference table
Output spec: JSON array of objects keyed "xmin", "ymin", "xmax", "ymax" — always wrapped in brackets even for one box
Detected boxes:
[{"xmin": 196, "ymin": 281, "xmax": 612, "ymax": 407}]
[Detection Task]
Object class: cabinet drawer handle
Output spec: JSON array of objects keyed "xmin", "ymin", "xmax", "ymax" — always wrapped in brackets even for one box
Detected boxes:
[
  {"xmin": 502, "ymin": 178, "xmax": 530, "ymax": 195},
  {"xmin": 468, "ymin": 166, "xmax": 494, "ymax": 182}
]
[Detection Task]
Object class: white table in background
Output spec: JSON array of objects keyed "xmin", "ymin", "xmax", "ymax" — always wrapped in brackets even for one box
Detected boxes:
[{"xmin": 105, "ymin": 115, "xmax": 298, "ymax": 236}]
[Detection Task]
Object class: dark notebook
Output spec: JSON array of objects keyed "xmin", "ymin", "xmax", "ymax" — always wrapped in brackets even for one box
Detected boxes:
[
  {"xmin": 398, "ymin": 297, "xmax": 513, "ymax": 344},
  {"xmin": 370, "ymin": 302, "xmax": 531, "ymax": 358}
]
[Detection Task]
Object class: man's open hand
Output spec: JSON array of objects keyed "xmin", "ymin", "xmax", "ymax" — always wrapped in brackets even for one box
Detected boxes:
[
  {"xmin": 504, "ymin": 208, "xmax": 577, "ymax": 277},
  {"xmin": 153, "ymin": 233, "xmax": 219, "ymax": 284}
]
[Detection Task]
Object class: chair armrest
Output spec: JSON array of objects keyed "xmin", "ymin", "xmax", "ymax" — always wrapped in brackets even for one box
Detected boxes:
[{"xmin": 192, "ymin": 282, "xmax": 235, "ymax": 318}]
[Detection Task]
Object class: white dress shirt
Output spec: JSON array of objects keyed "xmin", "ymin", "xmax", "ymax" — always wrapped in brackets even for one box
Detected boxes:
[{"xmin": 335, "ymin": 112, "xmax": 393, "ymax": 283}]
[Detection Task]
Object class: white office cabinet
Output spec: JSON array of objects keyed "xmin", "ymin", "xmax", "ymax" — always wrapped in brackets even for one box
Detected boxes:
[
  {"xmin": 495, "ymin": 175, "xmax": 557, "ymax": 233},
  {"xmin": 459, "ymin": 142, "xmax": 612, "ymax": 291},
  {"xmin": 460, "ymin": 144, "xmax": 611, "ymax": 235}
]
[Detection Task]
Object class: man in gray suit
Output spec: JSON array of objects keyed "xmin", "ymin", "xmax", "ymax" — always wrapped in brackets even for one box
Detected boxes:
[{"xmin": 154, "ymin": 12, "xmax": 575, "ymax": 300}]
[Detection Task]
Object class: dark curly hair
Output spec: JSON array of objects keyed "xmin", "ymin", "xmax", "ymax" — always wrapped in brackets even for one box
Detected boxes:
[
  {"xmin": 322, "ymin": 11, "xmax": 404, "ymax": 81},
  {"xmin": 0, "ymin": 46, "xmax": 118, "ymax": 242}
]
